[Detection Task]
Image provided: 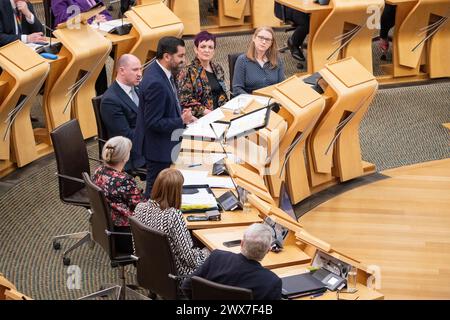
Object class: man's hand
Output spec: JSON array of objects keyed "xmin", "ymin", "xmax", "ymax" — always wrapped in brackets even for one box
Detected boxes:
[
  {"xmin": 94, "ymin": 14, "xmax": 108, "ymax": 23},
  {"xmin": 27, "ymin": 32, "xmax": 47, "ymax": 43},
  {"xmin": 16, "ymin": 1, "xmax": 32, "ymax": 19},
  {"xmin": 182, "ymin": 108, "xmax": 193, "ymax": 125}
]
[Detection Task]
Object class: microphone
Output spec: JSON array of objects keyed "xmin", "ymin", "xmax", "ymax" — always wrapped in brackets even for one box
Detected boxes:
[
  {"xmin": 109, "ymin": 1, "xmax": 132, "ymax": 35},
  {"xmin": 41, "ymin": 24, "xmax": 62, "ymax": 54}
]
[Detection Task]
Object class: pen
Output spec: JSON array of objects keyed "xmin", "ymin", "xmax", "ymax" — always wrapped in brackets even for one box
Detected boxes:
[
  {"xmin": 188, "ymin": 163, "xmax": 202, "ymax": 168},
  {"xmin": 310, "ymin": 293, "xmax": 324, "ymax": 299}
]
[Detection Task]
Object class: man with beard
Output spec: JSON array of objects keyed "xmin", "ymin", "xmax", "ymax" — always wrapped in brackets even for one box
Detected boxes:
[{"xmin": 134, "ymin": 37, "xmax": 195, "ymax": 197}]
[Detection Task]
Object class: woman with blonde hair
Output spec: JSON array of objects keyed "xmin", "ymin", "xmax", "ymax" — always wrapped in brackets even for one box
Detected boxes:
[
  {"xmin": 92, "ymin": 136, "xmax": 145, "ymax": 252},
  {"xmin": 134, "ymin": 168, "xmax": 209, "ymax": 277},
  {"xmin": 232, "ymin": 26, "xmax": 285, "ymax": 96}
]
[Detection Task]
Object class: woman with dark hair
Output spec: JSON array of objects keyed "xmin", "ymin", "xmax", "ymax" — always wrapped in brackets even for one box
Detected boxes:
[
  {"xmin": 133, "ymin": 168, "xmax": 209, "ymax": 276},
  {"xmin": 177, "ymin": 31, "xmax": 228, "ymax": 118},
  {"xmin": 232, "ymin": 26, "xmax": 285, "ymax": 96}
]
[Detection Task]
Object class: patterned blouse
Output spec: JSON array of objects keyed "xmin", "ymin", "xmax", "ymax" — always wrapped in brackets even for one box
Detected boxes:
[
  {"xmin": 133, "ymin": 200, "xmax": 209, "ymax": 276},
  {"xmin": 177, "ymin": 57, "xmax": 229, "ymax": 118},
  {"xmin": 92, "ymin": 165, "xmax": 145, "ymax": 227}
]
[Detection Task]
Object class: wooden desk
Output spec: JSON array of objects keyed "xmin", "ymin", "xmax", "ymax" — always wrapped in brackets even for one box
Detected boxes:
[
  {"xmin": 379, "ymin": 0, "xmax": 450, "ymax": 83},
  {"xmin": 276, "ymin": 0, "xmax": 384, "ymax": 74},
  {"xmin": 276, "ymin": 0, "xmax": 332, "ymax": 12},
  {"xmin": 174, "ymin": 153, "xmax": 262, "ymax": 229},
  {"xmin": 273, "ymin": 265, "xmax": 384, "ymax": 300},
  {"xmin": 193, "ymin": 226, "xmax": 311, "ymax": 269}
]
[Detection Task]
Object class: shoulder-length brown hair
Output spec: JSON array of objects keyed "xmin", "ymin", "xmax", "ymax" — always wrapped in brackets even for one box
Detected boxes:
[
  {"xmin": 151, "ymin": 168, "xmax": 184, "ymax": 210},
  {"xmin": 246, "ymin": 26, "xmax": 279, "ymax": 69}
]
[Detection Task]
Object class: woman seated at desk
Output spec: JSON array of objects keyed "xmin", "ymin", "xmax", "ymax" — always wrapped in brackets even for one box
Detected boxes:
[
  {"xmin": 51, "ymin": 0, "xmax": 112, "ymax": 27},
  {"xmin": 134, "ymin": 168, "xmax": 210, "ymax": 277},
  {"xmin": 177, "ymin": 31, "xmax": 229, "ymax": 118},
  {"xmin": 92, "ymin": 136, "xmax": 145, "ymax": 253},
  {"xmin": 232, "ymin": 26, "xmax": 285, "ymax": 96}
]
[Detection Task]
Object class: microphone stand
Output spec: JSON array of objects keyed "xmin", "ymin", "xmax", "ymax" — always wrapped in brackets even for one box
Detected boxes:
[{"xmin": 42, "ymin": 24, "xmax": 61, "ymax": 54}]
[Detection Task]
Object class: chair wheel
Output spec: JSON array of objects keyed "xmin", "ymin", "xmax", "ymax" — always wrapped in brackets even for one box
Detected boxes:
[
  {"xmin": 63, "ymin": 257, "xmax": 71, "ymax": 266},
  {"xmin": 53, "ymin": 241, "xmax": 61, "ymax": 250}
]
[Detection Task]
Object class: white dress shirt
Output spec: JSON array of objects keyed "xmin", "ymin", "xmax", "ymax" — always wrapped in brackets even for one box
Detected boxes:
[
  {"xmin": 10, "ymin": 0, "xmax": 35, "ymax": 43},
  {"xmin": 116, "ymin": 80, "xmax": 139, "ymax": 106}
]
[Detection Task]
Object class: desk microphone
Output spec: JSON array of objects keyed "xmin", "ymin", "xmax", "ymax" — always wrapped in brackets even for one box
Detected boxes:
[
  {"xmin": 41, "ymin": 24, "xmax": 62, "ymax": 54},
  {"xmin": 109, "ymin": 3, "xmax": 132, "ymax": 35}
]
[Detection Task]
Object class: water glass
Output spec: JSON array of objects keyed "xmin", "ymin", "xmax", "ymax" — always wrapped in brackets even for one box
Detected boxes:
[{"xmin": 346, "ymin": 266, "xmax": 358, "ymax": 293}]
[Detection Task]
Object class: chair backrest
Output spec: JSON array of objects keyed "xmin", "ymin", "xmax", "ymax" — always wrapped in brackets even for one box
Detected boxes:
[
  {"xmin": 50, "ymin": 119, "xmax": 90, "ymax": 205},
  {"xmin": 129, "ymin": 216, "xmax": 179, "ymax": 299},
  {"xmin": 191, "ymin": 276, "xmax": 253, "ymax": 300},
  {"xmin": 43, "ymin": 0, "xmax": 55, "ymax": 33},
  {"xmin": 82, "ymin": 172, "xmax": 117, "ymax": 260},
  {"xmin": 91, "ymin": 95, "xmax": 108, "ymax": 158},
  {"xmin": 228, "ymin": 52, "xmax": 243, "ymax": 91}
]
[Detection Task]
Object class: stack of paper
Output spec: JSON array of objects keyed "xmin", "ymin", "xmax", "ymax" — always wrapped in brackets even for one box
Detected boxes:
[
  {"xmin": 96, "ymin": 19, "xmax": 127, "ymax": 32},
  {"xmin": 206, "ymin": 177, "xmax": 235, "ymax": 189},
  {"xmin": 183, "ymin": 122, "xmax": 228, "ymax": 140},
  {"xmin": 221, "ymin": 94, "xmax": 270, "ymax": 111},
  {"xmin": 180, "ymin": 169, "xmax": 209, "ymax": 185},
  {"xmin": 181, "ymin": 188, "xmax": 218, "ymax": 211}
]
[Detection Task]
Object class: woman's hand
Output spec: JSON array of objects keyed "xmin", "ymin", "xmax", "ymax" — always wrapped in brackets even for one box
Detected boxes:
[{"xmin": 203, "ymin": 109, "xmax": 212, "ymax": 115}]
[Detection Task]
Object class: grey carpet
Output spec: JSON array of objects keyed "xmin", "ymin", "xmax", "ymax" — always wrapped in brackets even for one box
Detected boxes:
[{"xmin": 1, "ymin": 1, "xmax": 449, "ymax": 300}]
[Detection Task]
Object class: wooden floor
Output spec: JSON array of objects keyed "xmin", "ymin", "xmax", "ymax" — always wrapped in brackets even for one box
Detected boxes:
[{"xmin": 300, "ymin": 159, "xmax": 450, "ymax": 300}]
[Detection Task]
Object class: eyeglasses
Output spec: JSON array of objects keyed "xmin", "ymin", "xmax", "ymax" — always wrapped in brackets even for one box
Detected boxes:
[{"xmin": 256, "ymin": 35, "xmax": 273, "ymax": 43}]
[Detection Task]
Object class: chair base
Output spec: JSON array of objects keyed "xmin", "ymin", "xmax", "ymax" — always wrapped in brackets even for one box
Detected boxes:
[
  {"xmin": 52, "ymin": 231, "xmax": 93, "ymax": 266},
  {"xmin": 79, "ymin": 283, "xmax": 150, "ymax": 300}
]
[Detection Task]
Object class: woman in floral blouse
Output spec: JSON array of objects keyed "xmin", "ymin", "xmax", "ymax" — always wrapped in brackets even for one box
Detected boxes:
[
  {"xmin": 177, "ymin": 31, "xmax": 229, "ymax": 118},
  {"xmin": 92, "ymin": 136, "xmax": 145, "ymax": 253},
  {"xmin": 134, "ymin": 168, "xmax": 209, "ymax": 277}
]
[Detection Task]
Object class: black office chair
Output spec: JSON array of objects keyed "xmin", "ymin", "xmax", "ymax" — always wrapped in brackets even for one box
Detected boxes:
[
  {"xmin": 228, "ymin": 52, "xmax": 243, "ymax": 95},
  {"xmin": 91, "ymin": 96, "xmax": 147, "ymax": 181},
  {"xmin": 91, "ymin": 96, "xmax": 107, "ymax": 159},
  {"xmin": 79, "ymin": 172, "xmax": 148, "ymax": 300},
  {"xmin": 50, "ymin": 119, "xmax": 93, "ymax": 266},
  {"xmin": 129, "ymin": 216, "xmax": 184, "ymax": 300},
  {"xmin": 191, "ymin": 276, "xmax": 253, "ymax": 300}
]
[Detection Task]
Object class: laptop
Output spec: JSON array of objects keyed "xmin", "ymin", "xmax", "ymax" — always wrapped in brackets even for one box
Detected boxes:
[{"xmin": 281, "ymin": 273, "xmax": 327, "ymax": 299}]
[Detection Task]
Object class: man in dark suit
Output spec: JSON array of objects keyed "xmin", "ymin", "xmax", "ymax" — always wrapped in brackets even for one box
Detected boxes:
[
  {"xmin": 134, "ymin": 37, "xmax": 194, "ymax": 197},
  {"xmin": 181, "ymin": 223, "xmax": 282, "ymax": 300},
  {"xmin": 100, "ymin": 53, "xmax": 145, "ymax": 171},
  {"xmin": 0, "ymin": 0, "xmax": 46, "ymax": 47}
]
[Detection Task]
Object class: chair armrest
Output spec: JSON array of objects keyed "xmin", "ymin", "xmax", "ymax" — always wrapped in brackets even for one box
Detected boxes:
[{"xmin": 56, "ymin": 173, "xmax": 84, "ymax": 184}]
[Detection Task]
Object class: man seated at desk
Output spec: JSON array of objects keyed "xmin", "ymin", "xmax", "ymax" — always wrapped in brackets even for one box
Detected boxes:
[
  {"xmin": 100, "ymin": 54, "xmax": 145, "ymax": 171},
  {"xmin": 0, "ymin": 0, "xmax": 46, "ymax": 47},
  {"xmin": 181, "ymin": 223, "xmax": 282, "ymax": 300}
]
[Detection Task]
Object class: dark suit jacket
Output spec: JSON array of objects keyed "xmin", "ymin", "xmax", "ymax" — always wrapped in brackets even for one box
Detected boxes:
[
  {"xmin": 134, "ymin": 61, "xmax": 184, "ymax": 163},
  {"xmin": 0, "ymin": 0, "xmax": 43, "ymax": 47},
  {"xmin": 100, "ymin": 81, "xmax": 145, "ymax": 169},
  {"xmin": 181, "ymin": 250, "xmax": 282, "ymax": 300}
]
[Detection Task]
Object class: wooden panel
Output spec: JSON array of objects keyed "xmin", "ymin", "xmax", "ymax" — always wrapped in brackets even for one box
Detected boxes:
[
  {"xmin": 193, "ymin": 226, "xmax": 311, "ymax": 269},
  {"xmin": 133, "ymin": 3, "xmax": 182, "ymax": 28},
  {"xmin": 300, "ymin": 159, "xmax": 450, "ymax": 299}
]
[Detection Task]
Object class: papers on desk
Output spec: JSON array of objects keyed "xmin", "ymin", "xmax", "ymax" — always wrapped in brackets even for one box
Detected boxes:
[
  {"xmin": 183, "ymin": 122, "xmax": 228, "ymax": 140},
  {"xmin": 181, "ymin": 187, "xmax": 218, "ymax": 212},
  {"xmin": 95, "ymin": 19, "xmax": 128, "ymax": 32},
  {"xmin": 206, "ymin": 177, "xmax": 235, "ymax": 189},
  {"xmin": 221, "ymin": 94, "xmax": 271, "ymax": 111},
  {"xmin": 179, "ymin": 169, "xmax": 234, "ymax": 189},
  {"xmin": 180, "ymin": 169, "xmax": 209, "ymax": 185},
  {"xmin": 225, "ymin": 107, "xmax": 269, "ymax": 140},
  {"xmin": 195, "ymin": 108, "xmax": 225, "ymax": 126},
  {"xmin": 26, "ymin": 42, "xmax": 47, "ymax": 51}
]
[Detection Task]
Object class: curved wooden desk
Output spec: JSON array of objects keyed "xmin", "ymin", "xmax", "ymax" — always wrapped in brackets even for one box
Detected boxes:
[
  {"xmin": 126, "ymin": 3, "xmax": 184, "ymax": 64},
  {"xmin": 0, "ymin": 41, "xmax": 50, "ymax": 176},
  {"xmin": 276, "ymin": 0, "xmax": 384, "ymax": 74},
  {"xmin": 380, "ymin": 0, "xmax": 450, "ymax": 82},
  {"xmin": 44, "ymin": 23, "xmax": 111, "ymax": 138}
]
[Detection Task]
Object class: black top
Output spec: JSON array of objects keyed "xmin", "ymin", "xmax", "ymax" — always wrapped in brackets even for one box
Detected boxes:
[{"xmin": 206, "ymin": 70, "xmax": 223, "ymax": 110}]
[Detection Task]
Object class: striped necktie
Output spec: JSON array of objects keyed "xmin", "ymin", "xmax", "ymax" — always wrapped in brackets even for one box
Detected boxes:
[{"xmin": 15, "ymin": 8, "xmax": 22, "ymax": 35}]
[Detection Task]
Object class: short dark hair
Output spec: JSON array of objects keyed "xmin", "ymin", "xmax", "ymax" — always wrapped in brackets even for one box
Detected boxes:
[
  {"xmin": 194, "ymin": 31, "xmax": 216, "ymax": 48},
  {"xmin": 156, "ymin": 37, "xmax": 185, "ymax": 60}
]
